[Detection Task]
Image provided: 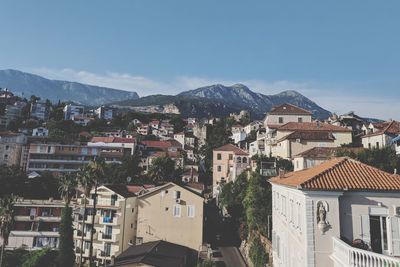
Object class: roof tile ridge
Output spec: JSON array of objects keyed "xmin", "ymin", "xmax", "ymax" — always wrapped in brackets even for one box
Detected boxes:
[{"xmin": 301, "ymin": 157, "xmax": 348, "ymax": 188}]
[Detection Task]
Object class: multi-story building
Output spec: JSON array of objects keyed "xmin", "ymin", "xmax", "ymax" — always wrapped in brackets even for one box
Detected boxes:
[
  {"xmin": 270, "ymin": 157, "xmax": 400, "ymax": 267},
  {"xmin": 30, "ymin": 102, "xmax": 50, "ymax": 121},
  {"xmin": 264, "ymin": 103, "xmax": 313, "ymax": 129},
  {"xmin": 212, "ymin": 144, "xmax": 250, "ymax": 195},
  {"xmin": 7, "ymin": 198, "xmax": 64, "ymax": 250},
  {"xmin": 89, "ymin": 136, "xmax": 136, "ymax": 155},
  {"xmin": 26, "ymin": 142, "xmax": 125, "ymax": 174},
  {"xmin": 361, "ymin": 120, "xmax": 400, "ymax": 150},
  {"xmin": 136, "ymin": 182, "xmax": 204, "ymax": 251},
  {"xmin": 0, "ymin": 132, "xmax": 27, "ymax": 166},
  {"xmin": 73, "ymin": 185, "xmax": 138, "ymax": 266},
  {"xmin": 95, "ymin": 106, "xmax": 114, "ymax": 120},
  {"xmin": 63, "ymin": 104, "xmax": 84, "ymax": 120},
  {"xmin": 32, "ymin": 127, "xmax": 49, "ymax": 137}
]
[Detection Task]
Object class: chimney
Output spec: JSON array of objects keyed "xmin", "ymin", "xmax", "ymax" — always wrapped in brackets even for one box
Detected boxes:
[{"xmin": 279, "ymin": 168, "xmax": 285, "ymax": 178}]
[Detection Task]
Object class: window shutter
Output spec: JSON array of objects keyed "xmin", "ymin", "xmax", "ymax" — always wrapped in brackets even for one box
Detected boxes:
[
  {"xmin": 390, "ymin": 217, "xmax": 400, "ymax": 256},
  {"xmin": 360, "ymin": 215, "xmax": 371, "ymax": 246}
]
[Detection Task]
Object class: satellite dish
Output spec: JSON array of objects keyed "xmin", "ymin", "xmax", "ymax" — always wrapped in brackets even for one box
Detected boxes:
[{"xmin": 127, "ymin": 176, "xmax": 132, "ymax": 183}]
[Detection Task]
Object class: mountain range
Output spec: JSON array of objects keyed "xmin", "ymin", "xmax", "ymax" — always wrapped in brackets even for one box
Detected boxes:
[
  {"xmin": 0, "ymin": 69, "xmax": 331, "ymax": 119},
  {"xmin": 0, "ymin": 69, "xmax": 139, "ymax": 105}
]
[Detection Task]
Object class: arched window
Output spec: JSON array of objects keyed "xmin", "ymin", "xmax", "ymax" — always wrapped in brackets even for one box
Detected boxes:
[
  {"xmin": 242, "ymin": 157, "xmax": 247, "ymax": 163},
  {"xmin": 236, "ymin": 157, "xmax": 241, "ymax": 163}
]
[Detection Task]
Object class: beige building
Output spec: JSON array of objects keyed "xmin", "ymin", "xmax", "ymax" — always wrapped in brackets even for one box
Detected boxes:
[
  {"xmin": 272, "ymin": 122, "xmax": 352, "ymax": 159},
  {"xmin": 136, "ymin": 182, "xmax": 204, "ymax": 251},
  {"xmin": 263, "ymin": 103, "xmax": 313, "ymax": 129},
  {"xmin": 0, "ymin": 132, "xmax": 27, "ymax": 166},
  {"xmin": 212, "ymin": 144, "xmax": 250, "ymax": 194},
  {"xmin": 73, "ymin": 185, "xmax": 138, "ymax": 267}
]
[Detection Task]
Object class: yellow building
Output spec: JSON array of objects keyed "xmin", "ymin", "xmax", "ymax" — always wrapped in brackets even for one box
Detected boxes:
[{"xmin": 135, "ymin": 182, "xmax": 204, "ymax": 251}]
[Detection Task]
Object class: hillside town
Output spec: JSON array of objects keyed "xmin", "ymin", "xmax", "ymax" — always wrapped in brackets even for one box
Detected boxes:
[{"xmin": 0, "ymin": 86, "xmax": 399, "ymax": 267}]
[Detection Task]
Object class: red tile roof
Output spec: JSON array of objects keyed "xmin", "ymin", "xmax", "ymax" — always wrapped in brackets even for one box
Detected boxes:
[
  {"xmin": 141, "ymin": 140, "xmax": 175, "ymax": 149},
  {"xmin": 270, "ymin": 157, "xmax": 400, "ymax": 191},
  {"xmin": 91, "ymin": 137, "xmax": 136, "ymax": 143},
  {"xmin": 269, "ymin": 103, "xmax": 312, "ymax": 115},
  {"xmin": 277, "ymin": 131, "xmax": 336, "ymax": 142},
  {"xmin": 214, "ymin": 144, "xmax": 249, "ymax": 156},
  {"xmin": 294, "ymin": 147, "xmax": 364, "ymax": 158},
  {"xmin": 277, "ymin": 122, "xmax": 352, "ymax": 132}
]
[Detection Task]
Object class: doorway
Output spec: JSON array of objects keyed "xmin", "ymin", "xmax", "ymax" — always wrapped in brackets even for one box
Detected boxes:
[{"xmin": 370, "ymin": 216, "xmax": 388, "ymax": 254}]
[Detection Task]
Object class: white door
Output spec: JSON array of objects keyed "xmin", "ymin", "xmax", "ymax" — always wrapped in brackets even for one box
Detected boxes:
[{"xmin": 389, "ymin": 216, "xmax": 400, "ymax": 256}]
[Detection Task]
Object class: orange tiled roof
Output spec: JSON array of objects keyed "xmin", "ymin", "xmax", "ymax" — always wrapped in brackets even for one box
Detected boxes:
[
  {"xmin": 269, "ymin": 103, "xmax": 312, "ymax": 115},
  {"xmin": 91, "ymin": 137, "xmax": 136, "ymax": 143},
  {"xmin": 277, "ymin": 122, "xmax": 352, "ymax": 132},
  {"xmin": 270, "ymin": 157, "xmax": 400, "ymax": 191},
  {"xmin": 294, "ymin": 147, "xmax": 364, "ymax": 158},
  {"xmin": 214, "ymin": 143, "xmax": 249, "ymax": 156},
  {"xmin": 277, "ymin": 131, "xmax": 335, "ymax": 142}
]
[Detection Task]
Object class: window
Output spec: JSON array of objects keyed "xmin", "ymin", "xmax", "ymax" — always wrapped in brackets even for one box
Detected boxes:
[
  {"xmin": 4, "ymin": 155, "xmax": 8, "ymax": 160},
  {"xmin": 217, "ymin": 153, "xmax": 221, "ymax": 160},
  {"xmin": 5, "ymin": 145, "xmax": 9, "ymax": 150},
  {"xmin": 278, "ymin": 117, "xmax": 284, "ymax": 124},
  {"xmin": 242, "ymin": 157, "xmax": 247, "ymax": 163},
  {"xmin": 104, "ymin": 243, "xmax": 111, "ymax": 256},
  {"xmin": 376, "ymin": 142, "xmax": 380, "ymax": 149},
  {"xmin": 368, "ymin": 143, "xmax": 371, "ymax": 149},
  {"xmin": 229, "ymin": 154, "xmax": 233, "ymax": 160},
  {"xmin": 298, "ymin": 117, "xmax": 303, "ymax": 123},
  {"xmin": 187, "ymin": 205, "xmax": 195, "ymax": 218},
  {"xmin": 173, "ymin": 205, "xmax": 181, "ymax": 217},
  {"xmin": 217, "ymin": 166, "xmax": 221, "ymax": 172}
]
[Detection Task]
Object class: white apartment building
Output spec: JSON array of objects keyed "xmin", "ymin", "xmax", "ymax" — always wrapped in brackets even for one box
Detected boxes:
[
  {"xmin": 73, "ymin": 185, "xmax": 138, "ymax": 267},
  {"xmin": 63, "ymin": 104, "xmax": 84, "ymax": 120},
  {"xmin": 270, "ymin": 157, "xmax": 400, "ymax": 267}
]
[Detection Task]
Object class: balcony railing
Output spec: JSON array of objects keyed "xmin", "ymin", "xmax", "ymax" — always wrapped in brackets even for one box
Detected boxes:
[{"xmin": 331, "ymin": 237, "xmax": 400, "ymax": 267}]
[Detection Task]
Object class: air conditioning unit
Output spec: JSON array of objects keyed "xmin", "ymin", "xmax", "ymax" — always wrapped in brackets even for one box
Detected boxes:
[
  {"xmin": 394, "ymin": 206, "xmax": 400, "ymax": 216},
  {"xmin": 30, "ymin": 215, "xmax": 35, "ymax": 220},
  {"xmin": 176, "ymin": 199, "xmax": 181, "ymax": 204},
  {"xmin": 296, "ymin": 139, "xmax": 301, "ymax": 143}
]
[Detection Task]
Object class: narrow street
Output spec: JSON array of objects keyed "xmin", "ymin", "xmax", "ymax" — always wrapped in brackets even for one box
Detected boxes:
[{"xmin": 219, "ymin": 246, "xmax": 247, "ymax": 267}]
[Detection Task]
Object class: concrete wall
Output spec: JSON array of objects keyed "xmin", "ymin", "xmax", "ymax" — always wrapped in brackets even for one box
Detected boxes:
[
  {"xmin": 339, "ymin": 191, "xmax": 400, "ymax": 255},
  {"xmin": 136, "ymin": 184, "xmax": 203, "ymax": 251},
  {"xmin": 265, "ymin": 114, "xmax": 312, "ymax": 128},
  {"xmin": 361, "ymin": 134, "xmax": 390, "ymax": 149}
]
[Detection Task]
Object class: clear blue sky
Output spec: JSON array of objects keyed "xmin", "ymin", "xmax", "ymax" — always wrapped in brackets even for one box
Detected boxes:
[{"xmin": 1, "ymin": 0, "xmax": 399, "ymax": 119}]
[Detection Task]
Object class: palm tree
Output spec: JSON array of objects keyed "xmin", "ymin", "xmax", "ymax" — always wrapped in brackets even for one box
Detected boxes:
[
  {"xmin": 0, "ymin": 194, "xmax": 16, "ymax": 267},
  {"xmin": 58, "ymin": 172, "xmax": 78, "ymax": 206},
  {"xmin": 86, "ymin": 160, "xmax": 105, "ymax": 267},
  {"xmin": 76, "ymin": 165, "xmax": 95, "ymax": 267}
]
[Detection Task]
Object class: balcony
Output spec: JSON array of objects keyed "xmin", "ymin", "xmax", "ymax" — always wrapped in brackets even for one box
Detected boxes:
[
  {"xmin": 331, "ymin": 237, "xmax": 400, "ymax": 267},
  {"xmin": 14, "ymin": 215, "xmax": 61, "ymax": 223},
  {"xmin": 73, "ymin": 229, "xmax": 97, "ymax": 240},
  {"xmin": 84, "ymin": 215, "xmax": 98, "ymax": 224},
  {"xmin": 88, "ymin": 199, "xmax": 122, "ymax": 209},
  {"xmin": 98, "ymin": 233, "xmax": 119, "ymax": 243},
  {"xmin": 99, "ymin": 216, "xmax": 120, "ymax": 226}
]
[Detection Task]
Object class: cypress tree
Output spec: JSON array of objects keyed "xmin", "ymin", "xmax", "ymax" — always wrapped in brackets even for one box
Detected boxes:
[{"xmin": 57, "ymin": 205, "xmax": 75, "ymax": 267}]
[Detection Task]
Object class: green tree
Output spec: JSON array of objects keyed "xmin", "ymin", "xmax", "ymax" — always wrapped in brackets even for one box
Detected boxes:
[
  {"xmin": 243, "ymin": 172, "xmax": 271, "ymax": 236},
  {"xmin": 336, "ymin": 146, "xmax": 400, "ymax": 173},
  {"xmin": 22, "ymin": 248, "xmax": 57, "ymax": 267},
  {"xmin": 104, "ymin": 155, "xmax": 142, "ymax": 184},
  {"xmin": 58, "ymin": 173, "xmax": 78, "ymax": 205},
  {"xmin": 148, "ymin": 156, "xmax": 178, "ymax": 184},
  {"xmin": 0, "ymin": 165, "xmax": 26, "ymax": 197},
  {"xmin": 249, "ymin": 236, "xmax": 268, "ymax": 267},
  {"xmin": 57, "ymin": 206, "xmax": 75, "ymax": 267},
  {"xmin": 0, "ymin": 195, "xmax": 16, "ymax": 267}
]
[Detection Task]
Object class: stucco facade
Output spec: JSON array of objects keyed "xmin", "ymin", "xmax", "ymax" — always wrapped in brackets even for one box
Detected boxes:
[{"xmin": 136, "ymin": 183, "xmax": 204, "ymax": 251}]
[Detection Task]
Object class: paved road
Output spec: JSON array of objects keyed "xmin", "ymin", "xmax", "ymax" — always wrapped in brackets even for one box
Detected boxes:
[{"xmin": 219, "ymin": 246, "xmax": 247, "ymax": 267}]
